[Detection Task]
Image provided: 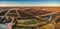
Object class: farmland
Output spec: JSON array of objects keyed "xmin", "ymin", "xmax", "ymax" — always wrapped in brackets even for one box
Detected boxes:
[{"xmin": 0, "ymin": 7, "xmax": 60, "ymax": 29}]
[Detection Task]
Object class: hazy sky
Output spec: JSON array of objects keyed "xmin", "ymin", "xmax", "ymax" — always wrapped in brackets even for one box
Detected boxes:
[{"xmin": 0, "ymin": 0, "xmax": 60, "ymax": 6}]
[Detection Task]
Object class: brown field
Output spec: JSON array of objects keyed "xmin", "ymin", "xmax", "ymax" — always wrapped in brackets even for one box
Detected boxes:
[
  {"xmin": 1, "ymin": 7, "xmax": 60, "ymax": 12},
  {"xmin": 0, "ymin": 7, "xmax": 60, "ymax": 29}
]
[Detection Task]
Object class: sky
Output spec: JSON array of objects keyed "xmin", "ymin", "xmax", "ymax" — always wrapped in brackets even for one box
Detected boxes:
[{"xmin": 0, "ymin": 0, "xmax": 60, "ymax": 6}]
